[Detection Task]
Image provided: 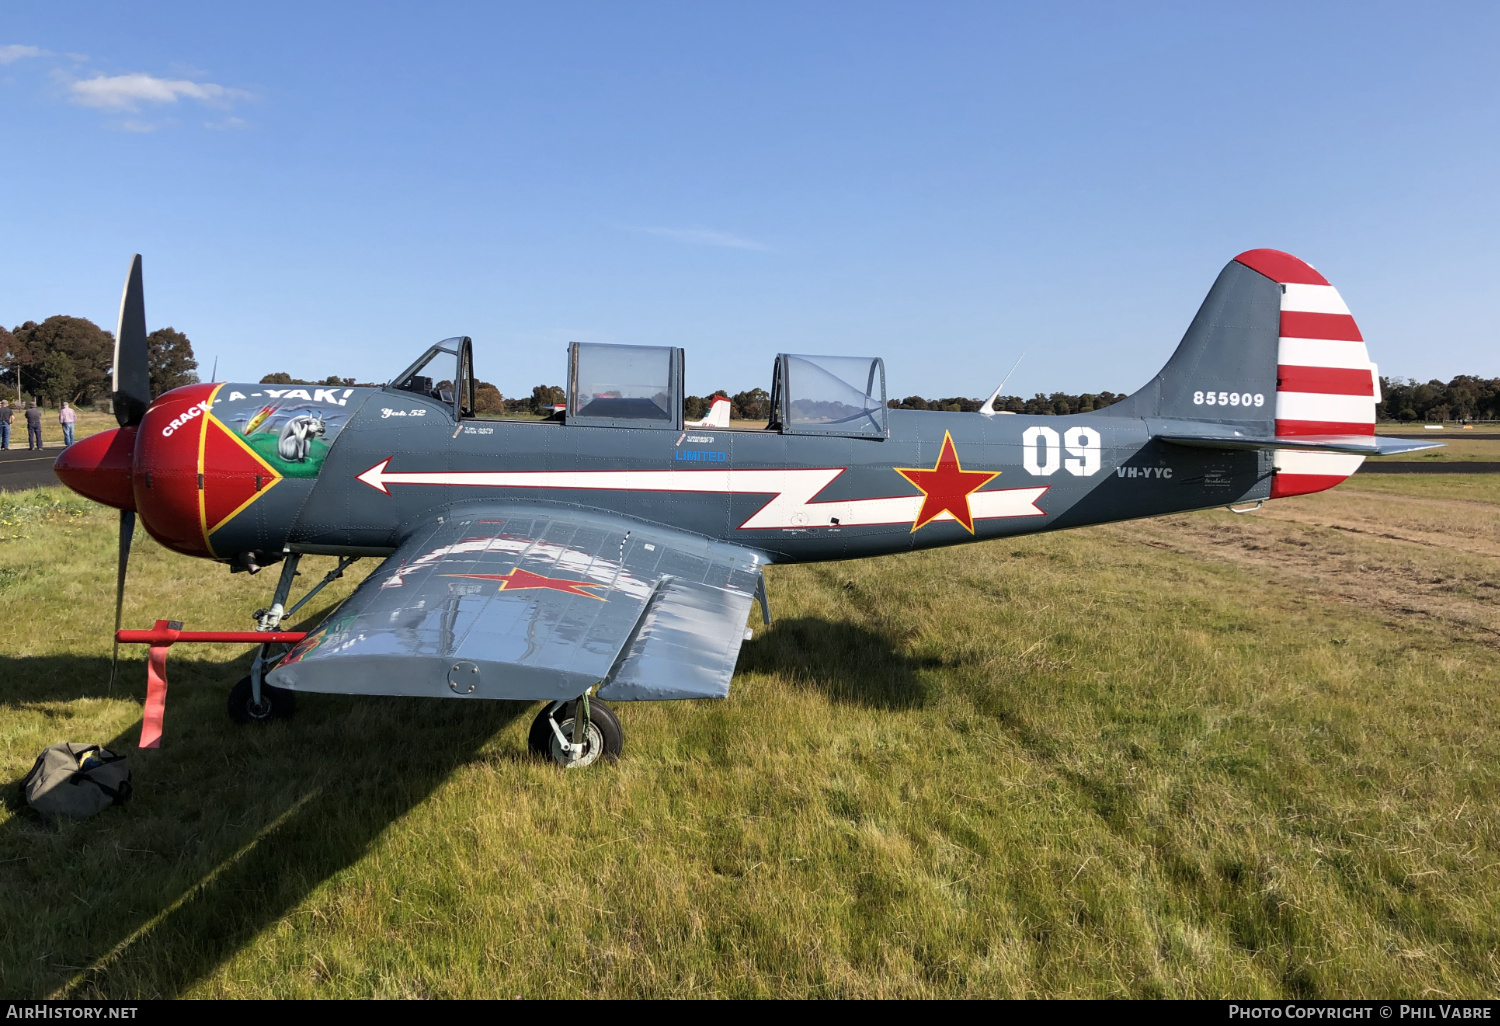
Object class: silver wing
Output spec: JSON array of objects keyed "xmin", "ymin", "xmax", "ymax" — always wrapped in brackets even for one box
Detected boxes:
[{"xmin": 268, "ymin": 505, "xmax": 767, "ymax": 702}]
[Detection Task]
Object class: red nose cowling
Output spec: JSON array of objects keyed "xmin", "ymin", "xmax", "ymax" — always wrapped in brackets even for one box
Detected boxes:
[
  {"xmin": 53, "ymin": 384, "xmax": 221, "ymax": 559},
  {"xmin": 53, "ymin": 426, "xmax": 137, "ymax": 511},
  {"xmin": 132, "ymin": 384, "xmax": 218, "ymax": 558}
]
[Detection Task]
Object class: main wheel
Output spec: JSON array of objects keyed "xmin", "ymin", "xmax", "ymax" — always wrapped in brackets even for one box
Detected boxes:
[
  {"xmin": 228, "ymin": 675, "xmax": 297, "ymax": 724},
  {"xmin": 527, "ymin": 699, "xmax": 622, "ymax": 768}
]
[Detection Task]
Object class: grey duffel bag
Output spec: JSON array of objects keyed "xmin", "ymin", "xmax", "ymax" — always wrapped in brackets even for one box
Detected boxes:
[{"xmin": 22, "ymin": 742, "xmax": 132, "ymax": 822}]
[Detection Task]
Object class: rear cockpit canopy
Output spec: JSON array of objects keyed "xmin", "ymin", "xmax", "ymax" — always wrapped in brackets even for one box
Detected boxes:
[{"xmin": 772, "ymin": 354, "xmax": 886, "ymax": 438}]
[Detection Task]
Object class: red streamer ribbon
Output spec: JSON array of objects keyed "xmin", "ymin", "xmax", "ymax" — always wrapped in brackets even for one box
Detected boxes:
[
  {"xmin": 116, "ymin": 620, "xmax": 307, "ymax": 749},
  {"xmin": 138, "ymin": 620, "xmax": 179, "ymax": 749}
]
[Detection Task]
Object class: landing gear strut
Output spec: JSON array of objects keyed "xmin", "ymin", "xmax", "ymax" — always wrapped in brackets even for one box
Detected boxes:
[
  {"xmin": 231, "ymin": 552, "xmax": 361, "ymax": 726},
  {"xmin": 528, "ymin": 694, "xmax": 622, "ymax": 768}
]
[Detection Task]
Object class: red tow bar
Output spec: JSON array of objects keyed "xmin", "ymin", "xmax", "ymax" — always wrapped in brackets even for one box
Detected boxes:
[{"xmin": 115, "ymin": 620, "xmax": 308, "ymax": 749}]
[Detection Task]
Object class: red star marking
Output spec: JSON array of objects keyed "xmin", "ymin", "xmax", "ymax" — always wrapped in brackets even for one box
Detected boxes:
[
  {"xmin": 443, "ymin": 567, "xmax": 608, "ymax": 600},
  {"xmin": 893, "ymin": 430, "xmax": 1000, "ymax": 534}
]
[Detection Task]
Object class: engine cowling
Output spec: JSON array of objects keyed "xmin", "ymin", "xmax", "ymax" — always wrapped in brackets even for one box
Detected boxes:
[
  {"xmin": 133, "ymin": 383, "xmax": 218, "ymax": 557},
  {"xmin": 56, "ymin": 383, "xmax": 299, "ymax": 562}
]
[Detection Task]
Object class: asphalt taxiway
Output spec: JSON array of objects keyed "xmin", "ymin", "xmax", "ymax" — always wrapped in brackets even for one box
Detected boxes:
[{"xmin": 0, "ymin": 447, "xmax": 61, "ymax": 492}]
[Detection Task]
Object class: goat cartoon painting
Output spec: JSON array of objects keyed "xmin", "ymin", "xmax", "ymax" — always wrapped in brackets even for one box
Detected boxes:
[
  {"xmin": 228, "ymin": 400, "xmax": 346, "ymax": 479},
  {"xmin": 277, "ymin": 414, "xmax": 327, "ymax": 463}
]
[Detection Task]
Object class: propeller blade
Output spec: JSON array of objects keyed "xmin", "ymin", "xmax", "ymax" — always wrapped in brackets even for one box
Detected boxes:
[
  {"xmin": 112, "ymin": 254, "xmax": 151, "ymax": 428},
  {"xmin": 109, "ymin": 509, "xmax": 136, "ymax": 687}
]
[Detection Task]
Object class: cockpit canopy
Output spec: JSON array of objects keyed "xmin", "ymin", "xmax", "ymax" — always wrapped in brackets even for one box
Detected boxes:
[
  {"xmin": 389, "ymin": 336, "xmax": 474, "ymax": 417},
  {"xmin": 568, "ymin": 343, "xmax": 684, "ymax": 428},
  {"xmin": 386, "ymin": 337, "xmax": 887, "ymax": 439},
  {"xmin": 772, "ymin": 354, "xmax": 886, "ymax": 438}
]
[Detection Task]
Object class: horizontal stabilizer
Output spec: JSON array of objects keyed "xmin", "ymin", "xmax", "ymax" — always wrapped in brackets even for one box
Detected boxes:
[{"xmin": 1153, "ymin": 422, "xmax": 1442, "ymax": 456}]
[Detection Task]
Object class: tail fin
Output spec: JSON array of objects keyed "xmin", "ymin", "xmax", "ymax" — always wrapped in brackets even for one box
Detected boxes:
[
  {"xmin": 688, "ymin": 396, "xmax": 731, "ymax": 429},
  {"xmin": 1102, "ymin": 249, "xmax": 1396, "ymax": 498}
]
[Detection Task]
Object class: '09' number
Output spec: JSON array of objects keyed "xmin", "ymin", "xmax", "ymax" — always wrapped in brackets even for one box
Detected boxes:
[
  {"xmin": 1023, "ymin": 425, "xmax": 1100, "ymax": 477},
  {"xmin": 1194, "ymin": 391, "xmax": 1264, "ymax": 408}
]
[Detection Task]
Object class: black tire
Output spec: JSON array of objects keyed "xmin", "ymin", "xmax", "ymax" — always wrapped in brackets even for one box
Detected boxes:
[
  {"xmin": 228, "ymin": 675, "xmax": 297, "ymax": 724},
  {"xmin": 527, "ymin": 699, "xmax": 622, "ymax": 767}
]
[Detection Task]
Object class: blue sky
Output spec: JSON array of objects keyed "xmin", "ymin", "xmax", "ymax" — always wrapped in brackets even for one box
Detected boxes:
[{"xmin": 3, "ymin": 2, "xmax": 1497, "ymax": 400}]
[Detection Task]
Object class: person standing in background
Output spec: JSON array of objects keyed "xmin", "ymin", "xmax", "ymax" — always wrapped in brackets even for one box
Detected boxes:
[
  {"xmin": 59, "ymin": 402, "xmax": 76, "ymax": 447},
  {"xmin": 0, "ymin": 401, "xmax": 11, "ymax": 450},
  {"xmin": 25, "ymin": 402, "xmax": 43, "ymax": 450}
]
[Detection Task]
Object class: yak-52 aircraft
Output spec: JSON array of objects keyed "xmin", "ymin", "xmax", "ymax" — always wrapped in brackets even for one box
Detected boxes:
[{"xmin": 56, "ymin": 250, "xmax": 1437, "ymax": 766}]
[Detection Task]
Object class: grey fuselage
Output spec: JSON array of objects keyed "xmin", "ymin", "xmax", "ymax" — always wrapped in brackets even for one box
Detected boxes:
[{"xmin": 203, "ymin": 384, "xmax": 1264, "ymax": 568}]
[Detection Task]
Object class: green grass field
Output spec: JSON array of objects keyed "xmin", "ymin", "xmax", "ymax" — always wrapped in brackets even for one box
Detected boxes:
[
  {"xmin": 6, "ymin": 409, "xmax": 118, "ymax": 451},
  {"xmin": 1, "ymin": 479, "xmax": 1497, "ymax": 998}
]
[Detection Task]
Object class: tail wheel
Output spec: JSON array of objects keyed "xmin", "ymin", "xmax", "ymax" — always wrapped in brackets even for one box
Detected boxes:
[
  {"xmin": 228, "ymin": 675, "xmax": 297, "ymax": 724},
  {"xmin": 527, "ymin": 699, "xmax": 622, "ymax": 768}
]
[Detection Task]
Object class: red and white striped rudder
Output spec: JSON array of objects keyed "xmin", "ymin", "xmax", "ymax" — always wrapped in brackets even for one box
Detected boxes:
[{"xmin": 1233, "ymin": 249, "xmax": 1378, "ymax": 499}]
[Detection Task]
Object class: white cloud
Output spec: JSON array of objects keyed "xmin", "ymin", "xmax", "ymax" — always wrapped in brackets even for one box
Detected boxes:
[
  {"xmin": 68, "ymin": 72, "xmax": 248, "ymax": 111},
  {"xmin": 637, "ymin": 226, "xmax": 768, "ymax": 251},
  {"xmin": 0, "ymin": 44, "xmax": 46, "ymax": 64}
]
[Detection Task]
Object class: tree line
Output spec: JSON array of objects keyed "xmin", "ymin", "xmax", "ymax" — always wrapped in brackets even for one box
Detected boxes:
[
  {"xmin": 0, "ymin": 315, "xmax": 198, "ymax": 406},
  {"xmin": 261, "ymin": 372, "xmax": 525, "ymax": 417},
  {"xmin": 704, "ymin": 379, "xmax": 1500, "ymax": 422},
  {"xmin": 252, "ymin": 380, "xmax": 1134, "ymax": 422},
  {"xmin": 885, "ymin": 377, "xmax": 1500, "ymax": 422},
  {"xmin": 255, "ymin": 380, "xmax": 784, "ymax": 421},
  {"xmin": 689, "ymin": 389, "xmax": 1131, "ymax": 420},
  {"xmin": 1377, "ymin": 376, "xmax": 1500, "ymax": 422},
  {"xmin": 8, "ymin": 313, "xmax": 1497, "ymax": 425},
  {"xmin": 889, "ymin": 391, "xmax": 1130, "ymax": 415}
]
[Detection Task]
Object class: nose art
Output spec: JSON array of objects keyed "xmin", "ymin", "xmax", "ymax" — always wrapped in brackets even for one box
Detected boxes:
[{"xmin": 53, "ymin": 426, "xmax": 137, "ymax": 511}]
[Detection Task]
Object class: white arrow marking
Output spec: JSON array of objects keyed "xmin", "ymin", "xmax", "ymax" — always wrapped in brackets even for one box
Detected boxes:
[{"xmin": 356, "ymin": 458, "xmax": 1048, "ymax": 530}]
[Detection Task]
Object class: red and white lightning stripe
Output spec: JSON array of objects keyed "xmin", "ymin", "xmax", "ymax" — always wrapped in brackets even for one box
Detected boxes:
[
  {"xmin": 356, "ymin": 460, "xmax": 1049, "ymax": 530},
  {"xmin": 1234, "ymin": 249, "xmax": 1376, "ymax": 499}
]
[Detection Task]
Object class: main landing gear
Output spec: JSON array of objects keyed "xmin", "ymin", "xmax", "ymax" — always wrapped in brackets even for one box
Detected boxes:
[
  {"xmin": 228, "ymin": 674, "xmax": 296, "ymax": 723},
  {"xmin": 528, "ymin": 694, "xmax": 622, "ymax": 768}
]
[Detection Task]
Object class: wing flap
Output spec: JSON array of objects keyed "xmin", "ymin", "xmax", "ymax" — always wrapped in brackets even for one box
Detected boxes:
[{"xmin": 599, "ymin": 577, "xmax": 756, "ymax": 701}]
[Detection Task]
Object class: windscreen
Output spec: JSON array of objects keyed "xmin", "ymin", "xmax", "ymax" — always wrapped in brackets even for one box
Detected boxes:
[{"xmin": 391, "ymin": 339, "xmax": 462, "ymax": 405}]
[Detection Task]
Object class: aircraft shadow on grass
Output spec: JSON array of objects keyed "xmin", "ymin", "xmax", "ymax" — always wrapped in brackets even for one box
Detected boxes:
[
  {"xmin": 737, "ymin": 617, "xmax": 940, "ymax": 710},
  {"xmin": 0, "ymin": 649, "xmax": 526, "ymax": 998},
  {"xmin": 0, "ymin": 611, "xmax": 921, "ymax": 996}
]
